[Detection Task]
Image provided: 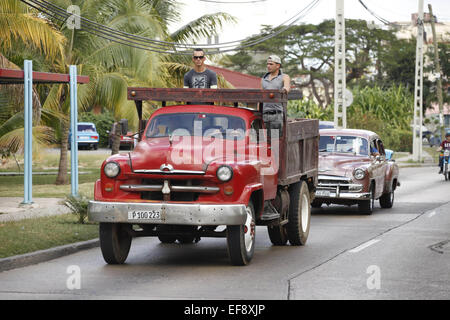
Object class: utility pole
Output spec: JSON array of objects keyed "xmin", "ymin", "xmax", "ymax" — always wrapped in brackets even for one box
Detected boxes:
[
  {"xmin": 334, "ymin": 0, "xmax": 346, "ymax": 128},
  {"xmin": 428, "ymin": 4, "xmax": 445, "ymax": 141},
  {"xmin": 412, "ymin": 0, "xmax": 424, "ymax": 162}
]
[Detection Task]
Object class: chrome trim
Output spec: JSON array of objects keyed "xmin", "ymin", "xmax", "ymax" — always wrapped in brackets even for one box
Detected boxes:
[
  {"xmin": 133, "ymin": 169, "xmax": 205, "ymax": 175},
  {"xmin": 318, "ymin": 174, "xmax": 352, "ymax": 182},
  {"xmin": 315, "ymin": 192, "xmax": 371, "ymax": 200},
  {"xmin": 119, "ymin": 184, "xmax": 220, "ymax": 194},
  {"xmin": 120, "ymin": 185, "xmax": 162, "ymax": 192},
  {"xmin": 317, "ymin": 183, "xmax": 362, "ymax": 189},
  {"xmin": 171, "ymin": 185, "xmax": 220, "ymax": 193},
  {"xmin": 88, "ymin": 201, "xmax": 247, "ymax": 225}
]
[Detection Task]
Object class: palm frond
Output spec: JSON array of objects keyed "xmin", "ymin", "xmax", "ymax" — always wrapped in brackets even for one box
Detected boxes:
[{"xmin": 170, "ymin": 13, "xmax": 236, "ymax": 44}]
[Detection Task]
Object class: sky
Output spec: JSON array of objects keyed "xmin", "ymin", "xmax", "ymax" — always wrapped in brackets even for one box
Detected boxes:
[{"xmin": 170, "ymin": 0, "xmax": 450, "ymax": 44}]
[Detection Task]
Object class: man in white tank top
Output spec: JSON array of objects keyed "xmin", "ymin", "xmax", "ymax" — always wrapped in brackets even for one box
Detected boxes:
[{"xmin": 261, "ymin": 55, "xmax": 291, "ymax": 139}]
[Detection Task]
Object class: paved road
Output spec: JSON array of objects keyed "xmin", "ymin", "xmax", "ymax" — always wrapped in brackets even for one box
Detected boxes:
[{"xmin": 0, "ymin": 166, "xmax": 449, "ymax": 300}]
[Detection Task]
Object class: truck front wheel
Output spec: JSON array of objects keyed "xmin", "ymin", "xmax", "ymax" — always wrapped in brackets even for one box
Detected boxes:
[
  {"xmin": 287, "ymin": 181, "xmax": 311, "ymax": 246},
  {"xmin": 226, "ymin": 202, "xmax": 256, "ymax": 266},
  {"xmin": 99, "ymin": 223, "xmax": 132, "ymax": 264}
]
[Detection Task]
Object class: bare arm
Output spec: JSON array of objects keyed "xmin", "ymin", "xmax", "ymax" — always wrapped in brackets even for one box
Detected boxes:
[{"xmin": 282, "ymin": 74, "xmax": 291, "ymax": 92}]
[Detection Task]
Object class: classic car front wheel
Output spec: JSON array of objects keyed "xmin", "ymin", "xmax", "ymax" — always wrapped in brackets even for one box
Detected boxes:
[
  {"xmin": 99, "ymin": 223, "xmax": 132, "ymax": 264},
  {"xmin": 358, "ymin": 184, "xmax": 375, "ymax": 215},
  {"xmin": 226, "ymin": 202, "xmax": 256, "ymax": 266},
  {"xmin": 380, "ymin": 182, "xmax": 395, "ymax": 209},
  {"xmin": 287, "ymin": 181, "xmax": 311, "ymax": 246}
]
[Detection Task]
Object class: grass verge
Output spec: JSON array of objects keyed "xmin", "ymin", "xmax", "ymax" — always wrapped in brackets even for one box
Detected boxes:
[{"xmin": 0, "ymin": 214, "xmax": 99, "ymax": 259}]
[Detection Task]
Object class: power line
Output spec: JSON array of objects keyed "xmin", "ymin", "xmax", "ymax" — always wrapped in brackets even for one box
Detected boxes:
[
  {"xmin": 358, "ymin": 0, "xmax": 403, "ymax": 28},
  {"xmin": 20, "ymin": 0, "xmax": 320, "ymax": 55},
  {"xmin": 198, "ymin": 0, "xmax": 268, "ymax": 3}
]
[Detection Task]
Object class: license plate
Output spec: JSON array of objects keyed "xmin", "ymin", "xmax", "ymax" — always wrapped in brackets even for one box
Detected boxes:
[
  {"xmin": 79, "ymin": 136, "xmax": 89, "ymax": 140},
  {"xmin": 316, "ymin": 190, "xmax": 331, "ymax": 197},
  {"xmin": 128, "ymin": 210, "xmax": 162, "ymax": 221}
]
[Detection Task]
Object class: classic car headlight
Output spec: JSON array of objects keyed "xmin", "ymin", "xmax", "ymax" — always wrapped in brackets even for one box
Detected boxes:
[
  {"xmin": 353, "ymin": 168, "xmax": 366, "ymax": 180},
  {"xmin": 216, "ymin": 165, "xmax": 233, "ymax": 182},
  {"xmin": 104, "ymin": 162, "xmax": 120, "ymax": 178}
]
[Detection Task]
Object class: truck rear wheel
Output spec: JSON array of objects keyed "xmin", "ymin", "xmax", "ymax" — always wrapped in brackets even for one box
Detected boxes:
[
  {"xmin": 287, "ymin": 181, "xmax": 311, "ymax": 246},
  {"xmin": 226, "ymin": 202, "xmax": 256, "ymax": 266},
  {"xmin": 99, "ymin": 223, "xmax": 132, "ymax": 264},
  {"xmin": 267, "ymin": 225, "xmax": 288, "ymax": 246}
]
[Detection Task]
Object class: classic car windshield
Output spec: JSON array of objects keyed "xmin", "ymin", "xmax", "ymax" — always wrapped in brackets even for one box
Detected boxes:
[
  {"xmin": 146, "ymin": 113, "xmax": 246, "ymax": 140},
  {"xmin": 319, "ymin": 135, "xmax": 369, "ymax": 156}
]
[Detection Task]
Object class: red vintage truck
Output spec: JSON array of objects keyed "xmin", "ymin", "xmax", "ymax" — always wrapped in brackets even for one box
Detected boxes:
[{"xmin": 88, "ymin": 88, "xmax": 319, "ymax": 265}]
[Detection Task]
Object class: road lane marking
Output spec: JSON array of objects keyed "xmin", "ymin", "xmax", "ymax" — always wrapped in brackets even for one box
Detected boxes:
[
  {"xmin": 428, "ymin": 210, "xmax": 436, "ymax": 218},
  {"xmin": 349, "ymin": 239, "xmax": 381, "ymax": 253}
]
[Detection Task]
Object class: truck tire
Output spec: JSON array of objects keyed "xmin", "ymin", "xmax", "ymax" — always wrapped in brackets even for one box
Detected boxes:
[
  {"xmin": 287, "ymin": 181, "xmax": 311, "ymax": 246},
  {"xmin": 99, "ymin": 223, "xmax": 132, "ymax": 264},
  {"xmin": 379, "ymin": 181, "xmax": 395, "ymax": 208},
  {"xmin": 358, "ymin": 184, "xmax": 374, "ymax": 215},
  {"xmin": 176, "ymin": 226, "xmax": 197, "ymax": 244},
  {"xmin": 157, "ymin": 225, "xmax": 177, "ymax": 244},
  {"xmin": 267, "ymin": 224, "xmax": 288, "ymax": 246},
  {"xmin": 226, "ymin": 202, "xmax": 256, "ymax": 266}
]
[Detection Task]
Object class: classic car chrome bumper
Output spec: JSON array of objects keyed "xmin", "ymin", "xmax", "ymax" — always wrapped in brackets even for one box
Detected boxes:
[
  {"xmin": 314, "ymin": 190, "xmax": 371, "ymax": 200},
  {"xmin": 88, "ymin": 200, "xmax": 247, "ymax": 225}
]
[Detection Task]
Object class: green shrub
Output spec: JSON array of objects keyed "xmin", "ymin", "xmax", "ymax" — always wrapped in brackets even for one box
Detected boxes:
[
  {"xmin": 347, "ymin": 109, "xmax": 412, "ymax": 153},
  {"xmin": 63, "ymin": 194, "xmax": 90, "ymax": 224},
  {"xmin": 382, "ymin": 129, "xmax": 412, "ymax": 153},
  {"xmin": 79, "ymin": 111, "xmax": 115, "ymax": 147},
  {"xmin": 287, "ymin": 99, "xmax": 333, "ymax": 120}
]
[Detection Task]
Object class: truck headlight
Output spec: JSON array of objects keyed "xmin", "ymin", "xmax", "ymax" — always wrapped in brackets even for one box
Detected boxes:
[
  {"xmin": 353, "ymin": 168, "xmax": 366, "ymax": 180},
  {"xmin": 104, "ymin": 162, "xmax": 120, "ymax": 178},
  {"xmin": 216, "ymin": 165, "xmax": 233, "ymax": 182}
]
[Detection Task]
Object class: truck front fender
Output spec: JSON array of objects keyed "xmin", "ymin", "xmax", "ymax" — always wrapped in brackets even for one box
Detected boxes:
[{"xmin": 237, "ymin": 183, "xmax": 264, "ymax": 218}]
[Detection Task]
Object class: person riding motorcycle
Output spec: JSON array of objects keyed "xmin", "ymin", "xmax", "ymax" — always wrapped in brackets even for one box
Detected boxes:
[{"xmin": 438, "ymin": 132, "xmax": 450, "ymax": 174}]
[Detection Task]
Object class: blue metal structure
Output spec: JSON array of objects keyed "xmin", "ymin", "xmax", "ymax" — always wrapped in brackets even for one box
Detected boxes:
[
  {"xmin": 70, "ymin": 65, "xmax": 79, "ymax": 196},
  {"xmin": 23, "ymin": 60, "xmax": 33, "ymax": 204}
]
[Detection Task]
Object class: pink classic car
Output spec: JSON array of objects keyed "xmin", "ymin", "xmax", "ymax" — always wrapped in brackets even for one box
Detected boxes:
[{"xmin": 314, "ymin": 128, "xmax": 400, "ymax": 214}]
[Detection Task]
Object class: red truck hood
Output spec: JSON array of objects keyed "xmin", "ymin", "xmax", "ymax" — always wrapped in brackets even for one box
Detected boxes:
[
  {"xmin": 319, "ymin": 153, "xmax": 370, "ymax": 177},
  {"xmin": 130, "ymin": 137, "xmax": 239, "ymax": 172}
]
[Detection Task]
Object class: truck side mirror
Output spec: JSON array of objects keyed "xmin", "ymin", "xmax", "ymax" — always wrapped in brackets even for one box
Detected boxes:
[{"xmin": 119, "ymin": 119, "xmax": 128, "ymax": 135}]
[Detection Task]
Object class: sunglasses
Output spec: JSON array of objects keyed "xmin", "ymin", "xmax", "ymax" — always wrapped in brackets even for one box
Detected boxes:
[{"xmin": 193, "ymin": 56, "xmax": 204, "ymax": 60}]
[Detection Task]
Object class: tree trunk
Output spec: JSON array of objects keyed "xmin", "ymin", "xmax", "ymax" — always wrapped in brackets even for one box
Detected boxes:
[
  {"xmin": 55, "ymin": 120, "xmax": 70, "ymax": 185},
  {"xmin": 111, "ymin": 122, "xmax": 121, "ymax": 155}
]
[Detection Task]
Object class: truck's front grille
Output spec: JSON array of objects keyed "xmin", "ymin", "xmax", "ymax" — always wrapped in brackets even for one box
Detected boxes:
[{"xmin": 119, "ymin": 179, "xmax": 219, "ymax": 201}]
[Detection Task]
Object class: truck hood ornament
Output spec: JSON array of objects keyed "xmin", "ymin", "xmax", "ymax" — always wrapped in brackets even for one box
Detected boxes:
[{"xmin": 160, "ymin": 164, "xmax": 174, "ymax": 172}]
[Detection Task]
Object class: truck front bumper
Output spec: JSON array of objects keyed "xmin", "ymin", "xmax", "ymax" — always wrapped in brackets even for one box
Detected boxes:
[{"xmin": 88, "ymin": 200, "xmax": 247, "ymax": 226}]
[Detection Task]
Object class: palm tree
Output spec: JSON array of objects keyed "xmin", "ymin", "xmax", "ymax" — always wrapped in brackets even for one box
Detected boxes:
[
  {"xmin": 42, "ymin": 0, "xmax": 235, "ymax": 184},
  {"xmin": 0, "ymin": 0, "xmax": 66, "ymax": 158}
]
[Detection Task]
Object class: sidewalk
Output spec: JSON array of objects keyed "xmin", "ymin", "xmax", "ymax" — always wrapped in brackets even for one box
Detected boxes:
[
  {"xmin": 395, "ymin": 149, "xmax": 435, "ymax": 168},
  {"xmin": 0, "ymin": 197, "xmax": 70, "ymax": 223}
]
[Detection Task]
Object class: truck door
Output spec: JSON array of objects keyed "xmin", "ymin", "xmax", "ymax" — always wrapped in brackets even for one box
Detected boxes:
[{"xmin": 250, "ymin": 119, "xmax": 277, "ymax": 200}]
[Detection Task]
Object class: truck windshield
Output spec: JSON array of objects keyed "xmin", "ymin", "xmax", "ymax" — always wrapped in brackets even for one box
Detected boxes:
[
  {"xmin": 319, "ymin": 135, "xmax": 369, "ymax": 156},
  {"xmin": 146, "ymin": 113, "xmax": 246, "ymax": 140}
]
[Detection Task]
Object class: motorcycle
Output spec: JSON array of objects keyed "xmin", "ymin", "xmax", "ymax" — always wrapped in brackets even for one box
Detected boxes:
[{"xmin": 441, "ymin": 149, "xmax": 450, "ymax": 181}]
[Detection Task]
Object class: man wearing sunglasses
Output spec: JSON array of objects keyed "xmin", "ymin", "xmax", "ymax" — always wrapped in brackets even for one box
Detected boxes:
[{"xmin": 184, "ymin": 48, "xmax": 218, "ymax": 90}]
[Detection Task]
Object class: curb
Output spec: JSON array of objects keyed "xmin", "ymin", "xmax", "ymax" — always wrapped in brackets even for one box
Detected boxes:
[{"xmin": 0, "ymin": 238, "xmax": 99, "ymax": 273}]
